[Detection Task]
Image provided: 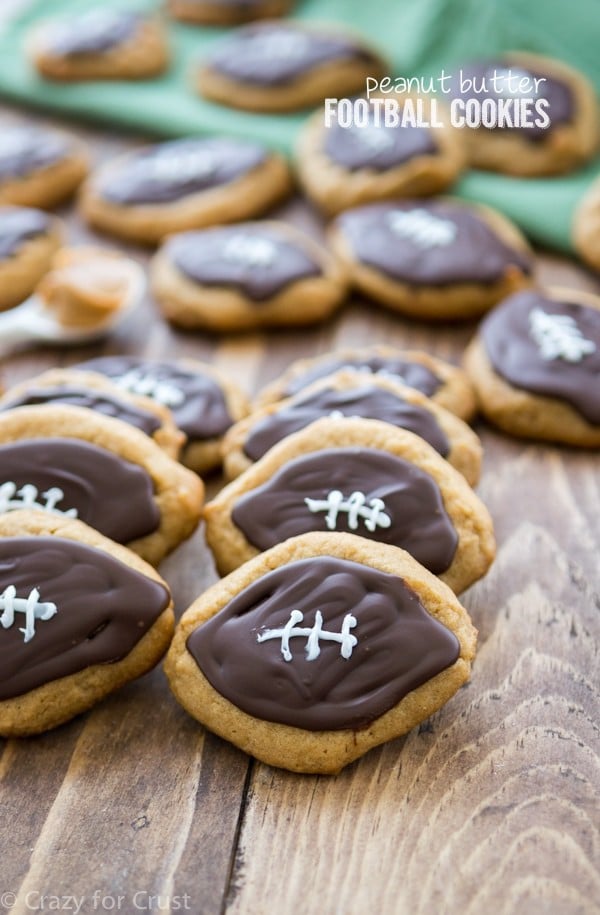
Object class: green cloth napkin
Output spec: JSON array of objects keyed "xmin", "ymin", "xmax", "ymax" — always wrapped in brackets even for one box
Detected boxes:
[{"xmin": 0, "ymin": 0, "xmax": 598, "ymax": 253}]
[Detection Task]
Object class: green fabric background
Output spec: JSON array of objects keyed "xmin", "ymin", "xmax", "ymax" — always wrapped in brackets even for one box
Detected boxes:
[{"xmin": 0, "ymin": 0, "xmax": 598, "ymax": 253}]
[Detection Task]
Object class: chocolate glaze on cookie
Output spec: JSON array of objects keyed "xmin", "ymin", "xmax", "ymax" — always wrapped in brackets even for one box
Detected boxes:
[
  {"xmin": 0, "ymin": 207, "xmax": 52, "ymax": 260},
  {"xmin": 207, "ymin": 22, "xmax": 378, "ymax": 86},
  {"xmin": 78, "ymin": 357, "xmax": 232, "ymax": 441},
  {"xmin": 231, "ymin": 448, "xmax": 458, "ymax": 573},
  {"xmin": 336, "ymin": 201, "xmax": 533, "ymax": 286},
  {"xmin": 282, "ymin": 354, "xmax": 442, "ymax": 399},
  {"xmin": 100, "ymin": 138, "xmax": 268, "ymax": 206},
  {"xmin": 187, "ymin": 556, "xmax": 460, "ymax": 730},
  {"xmin": 481, "ymin": 290, "xmax": 600, "ymax": 424},
  {"xmin": 244, "ymin": 384, "xmax": 449, "ymax": 461},
  {"xmin": 0, "ymin": 128, "xmax": 69, "ymax": 180},
  {"xmin": 449, "ymin": 59, "xmax": 574, "ymax": 140},
  {"xmin": 0, "ymin": 439, "xmax": 159, "ymax": 542},
  {"xmin": 167, "ymin": 226, "xmax": 321, "ymax": 301},
  {"xmin": 0, "ymin": 386, "xmax": 161, "ymax": 437},
  {"xmin": 45, "ymin": 10, "xmax": 140, "ymax": 56},
  {"xmin": 324, "ymin": 119, "xmax": 437, "ymax": 172},
  {"xmin": 0, "ymin": 536, "xmax": 170, "ymax": 700}
]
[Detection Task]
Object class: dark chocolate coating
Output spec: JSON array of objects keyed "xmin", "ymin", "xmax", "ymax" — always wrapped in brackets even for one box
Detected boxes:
[
  {"xmin": 167, "ymin": 226, "xmax": 321, "ymax": 301},
  {"xmin": 0, "ymin": 386, "xmax": 161, "ymax": 437},
  {"xmin": 231, "ymin": 448, "xmax": 458, "ymax": 574},
  {"xmin": 207, "ymin": 22, "xmax": 378, "ymax": 86},
  {"xmin": 0, "ymin": 207, "xmax": 52, "ymax": 260},
  {"xmin": 100, "ymin": 138, "xmax": 268, "ymax": 206},
  {"xmin": 449, "ymin": 59, "xmax": 574, "ymax": 140},
  {"xmin": 244, "ymin": 384, "xmax": 449, "ymax": 461},
  {"xmin": 77, "ymin": 357, "xmax": 232, "ymax": 441},
  {"xmin": 0, "ymin": 536, "xmax": 169, "ymax": 700},
  {"xmin": 45, "ymin": 10, "xmax": 140, "ymax": 56},
  {"xmin": 0, "ymin": 439, "xmax": 159, "ymax": 543},
  {"xmin": 336, "ymin": 200, "xmax": 532, "ymax": 286},
  {"xmin": 481, "ymin": 290, "xmax": 600, "ymax": 424},
  {"xmin": 0, "ymin": 128, "xmax": 69, "ymax": 181},
  {"xmin": 187, "ymin": 556, "xmax": 460, "ymax": 730},
  {"xmin": 324, "ymin": 119, "xmax": 437, "ymax": 172},
  {"xmin": 282, "ymin": 354, "xmax": 442, "ymax": 399}
]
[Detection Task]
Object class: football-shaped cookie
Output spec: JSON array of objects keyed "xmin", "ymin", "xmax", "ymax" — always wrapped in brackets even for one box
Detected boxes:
[{"xmin": 165, "ymin": 532, "xmax": 477, "ymax": 773}]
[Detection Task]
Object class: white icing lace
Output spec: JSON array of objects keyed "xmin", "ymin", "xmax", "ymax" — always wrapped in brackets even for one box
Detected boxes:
[
  {"xmin": 147, "ymin": 149, "xmax": 215, "ymax": 183},
  {"xmin": 387, "ymin": 208, "xmax": 457, "ymax": 248},
  {"xmin": 305, "ymin": 490, "xmax": 391, "ymax": 532},
  {"xmin": 0, "ymin": 483, "xmax": 77, "ymax": 518},
  {"xmin": 221, "ymin": 234, "xmax": 277, "ymax": 267},
  {"xmin": 257, "ymin": 609, "xmax": 358, "ymax": 662},
  {"xmin": 529, "ymin": 307, "xmax": 596, "ymax": 363},
  {"xmin": 0, "ymin": 586, "xmax": 57, "ymax": 643},
  {"xmin": 114, "ymin": 369, "xmax": 185, "ymax": 407}
]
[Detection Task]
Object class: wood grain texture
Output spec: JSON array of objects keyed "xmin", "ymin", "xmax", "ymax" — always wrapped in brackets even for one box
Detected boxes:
[{"xmin": 0, "ymin": 102, "xmax": 598, "ymax": 915}]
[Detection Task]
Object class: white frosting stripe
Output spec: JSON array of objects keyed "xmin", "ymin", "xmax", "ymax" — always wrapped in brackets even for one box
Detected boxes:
[
  {"xmin": 0, "ymin": 585, "xmax": 58, "ymax": 643},
  {"xmin": 257, "ymin": 610, "xmax": 358, "ymax": 662},
  {"xmin": 305, "ymin": 490, "xmax": 391, "ymax": 532}
]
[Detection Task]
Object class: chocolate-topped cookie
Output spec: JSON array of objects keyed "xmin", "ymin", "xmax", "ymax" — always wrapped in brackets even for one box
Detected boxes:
[
  {"xmin": 223, "ymin": 370, "xmax": 482, "ymax": 485},
  {"xmin": 0, "ymin": 511, "xmax": 174, "ymax": 737},
  {"xmin": 0, "ymin": 369, "xmax": 185, "ymax": 459},
  {"xmin": 0, "ymin": 206, "xmax": 62, "ymax": 311},
  {"xmin": 151, "ymin": 221, "xmax": 348, "ymax": 332},
  {"xmin": 446, "ymin": 53, "xmax": 599, "ymax": 176},
  {"xmin": 254, "ymin": 345, "xmax": 478, "ymax": 422},
  {"xmin": 205, "ymin": 416, "xmax": 495, "ymax": 593},
  {"xmin": 297, "ymin": 96, "xmax": 464, "ymax": 215},
  {"xmin": 196, "ymin": 21, "xmax": 387, "ymax": 112},
  {"xmin": 167, "ymin": 0, "xmax": 294, "ymax": 25},
  {"xmin": 465, "ymin": 287, "xmax": 600, "ymax": 446},
  {"xmin": 330, "ymin": 198, "xmax": 533, "ymax": 320},
  {"xmin": 0, "ymin": 126, "xmax": 88, "ymax": 210},
  {"xmin": 80, "ymin": 138, "xmax": 292, "ymax": 245},
  {"xmin": 0, "ymin": 404, "xmax": 203, "ymax": 564},
  {"xmin": 77, "ymin": 356, "xmax": 249, "ymax": 474},
  {"xmin": 165, "ymin": 531, "xmax": 477, "ymax": 773},
  {"xmin": 28, "ymin": 9, "xmax": 169, "ymax": 81}
]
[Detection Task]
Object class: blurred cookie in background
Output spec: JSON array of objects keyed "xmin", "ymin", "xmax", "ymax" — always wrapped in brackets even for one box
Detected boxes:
[
  {"xmin": 0, "ymin": 206, "xmax": 62, "ymax": 311},
  {"xmin": 296, "ymin": 96, "xmax": 465, "ymax": 215},
  {"xmin": 573, "ymin": 174, "xmax": 600, "ymax": 273},
  {"xmin": 28, "ymin": 8, "xmax": 169, "ymax": 81},
  {"xmin": 447, "ymin": 52, "xmax": 599, "ymax": 176},
  {"xmin": 330, "ymin": 198, "xmax": 534, "ymax": 320},
  {"xmin": 167, "ymin": 0, "xmax": 294, "ymax": 26},
  {"xmin": 80, "ymin": 137, "xmax": 292, "ymax": 245},
  {"xmin": 0, "ymin": 125, "xmax": 88, "ymax": 209},
  {"xmin": 196, "ymin": 21, "xmax": 387, "ymax": 112},
  {"xmin": 151, "ymin": 221, "xmax": 348, "ymax": 332}
]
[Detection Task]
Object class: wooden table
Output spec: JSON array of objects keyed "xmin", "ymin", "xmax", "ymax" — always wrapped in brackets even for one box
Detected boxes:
[{"xmin": 0, "ymin": 104, "xmax": 599, "ymax": 915}]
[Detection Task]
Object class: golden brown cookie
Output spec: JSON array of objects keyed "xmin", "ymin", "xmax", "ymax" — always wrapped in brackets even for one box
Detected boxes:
[
  {"xmin": 167, "ymin": 0, "xmax": 294, "ymax": 25},
  {"xmin": 573, "ymin": 175, "xmax": 600, "ymax": 273},
  {"xmin": 446, "ymin": 53, "xmax": 599, "ymax": 176},
  {"xmin": 151, "ymin": 220, "xmax": 348, "ymax": 332},
  {"xmin": 79, "ymin": 137, "xmax": 292, "ymax": 246},
  {"xmin": 76, "ymin": 355, "xmax": 250, "ymax": 475},
  {"xmin": 205, "ymin": 416, "xmax": 495, "ymax": 593},
  {"xmin": 0, "ymin": 207, "xmax": 62, "ymax": 312},
  {"xmin": 0, "ymin": 126, "xmax": 88, "ymax": 210},
  {"xmin": 223, "ymin": 369, "xmax": 482, "ymax": 485},
  {"xmin": 330, "ymin": 197, "xmax": 534, "ymax": 320},
  {"xmin": 28, "ymin": 9, "xmax": 169, "ymax": 81},
  {"xmin": 0, "ymin": 404, "xmax": 204, "ymax": 565},
  {"xmin": 0, "ymin": 368, "xmax": 184, "ymax": 459},
  {"xmin": 464, "ymin": 287, "xmax": 600, "ymax": 446},
  {"xmin": 254, "ymin": 345, "xmax": 477, "ymax": 422},
  {"xmin": 0, "ymin": 510, "xmax": 174, "ymax": 737},
  {"xmin": 296, "ymin": 95, "xmax": 465, "ymax": 216},
  {"xmin": 196, "ymin": 21, "xmax": 388, "ymax": 113},
  {"xmin": 165, "ymin": 531, "xmax": 477, "ymax": 774}
]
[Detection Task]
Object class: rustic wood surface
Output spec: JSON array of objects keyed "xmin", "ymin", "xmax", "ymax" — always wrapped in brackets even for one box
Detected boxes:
[{"xmin": 0, "ymin": 100, "xmax": 599, "ymax": 915}]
